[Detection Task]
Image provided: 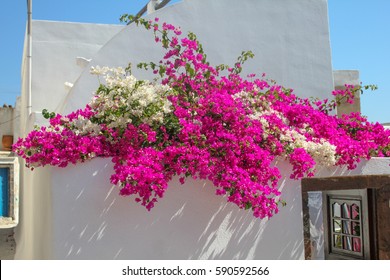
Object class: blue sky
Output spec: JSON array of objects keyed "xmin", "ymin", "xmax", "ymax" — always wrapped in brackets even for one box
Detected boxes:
[{"xmin": 0, "ymin": 0, "xmax": 389, "ymax": 123}]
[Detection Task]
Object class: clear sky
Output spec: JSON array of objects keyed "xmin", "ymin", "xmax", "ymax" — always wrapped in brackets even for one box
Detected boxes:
[{"xmin": 0, "ymin": 0, "xmax": 389, "ymax": 124}]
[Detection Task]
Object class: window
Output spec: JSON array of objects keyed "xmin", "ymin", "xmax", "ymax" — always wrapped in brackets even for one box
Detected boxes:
[
  {"xmin": 301, "ymin": 175, "xmax": 390, "ymax": 260},
  {"xmin": 0, "ymin": 167, "xmax": 10, "ymax": 217},
  {"xmin": 0, "ymin": 154, "xmax": 19, "ymax": 228},
  {"xmin": 322, "ymin": 189, "xmax": 372, "ymax": 260},
  {"xmin": 329, "ymin": 198, "xmax": 362, "ymax": 256}
]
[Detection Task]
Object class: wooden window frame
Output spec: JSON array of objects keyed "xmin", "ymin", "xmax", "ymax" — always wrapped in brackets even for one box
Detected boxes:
[
  {"xmin": 301, "ymin": 175, "xmax": 390, "ymax": 260},
  {"xmin": 323, "ymin": 189, "xmax": 369, "ymax": 259}
]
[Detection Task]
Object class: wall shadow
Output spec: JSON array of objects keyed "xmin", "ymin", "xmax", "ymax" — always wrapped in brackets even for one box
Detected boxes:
[{"xmin": 51, "ymin": 158, "xmax": 304, "ymax": 259}]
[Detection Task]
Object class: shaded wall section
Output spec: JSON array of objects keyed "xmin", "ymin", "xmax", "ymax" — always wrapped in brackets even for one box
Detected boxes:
[
  {"xmin": 49, "ymin": 159, "xmax": 305, "ymax": 259},
  {"xmin": 27, "ymin": 157, "xmax": 387, "ymax": 260}
]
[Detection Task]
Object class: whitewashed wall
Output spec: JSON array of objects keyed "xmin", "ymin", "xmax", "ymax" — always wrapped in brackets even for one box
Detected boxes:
[
  {"xmin": 49, "ymin": 160, "xmax": 303, "ymax": 259},
  {"xmin": 38, "ymin": 158, "xmax": 390, "ymax": 259},
  {"xmin": 18, "ymin": 21, "xmax": 123, "ymax": 138},
  {"xmin": 15, "ymin": 22, "xmax": 123, "ymax": 259},
  {"xmin": 14, "ymin": 0, "xmax": 360, "ymax": 259},
  {"xmin": 29, "ymin": 21, "xmax": 123, "ymax": 114},
  {"xmin": 60, "ymin": 0, "xmax": 334, "ymax": 114}
]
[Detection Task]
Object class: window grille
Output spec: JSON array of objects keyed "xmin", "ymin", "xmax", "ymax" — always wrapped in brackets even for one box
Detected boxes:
[
  {"xmin": 323, "ymin": 189, "xmax": 372, "ymax": 260},
  {"xmin": 329, "ymin": 198, "xmax": 363, "ymax": 257}
]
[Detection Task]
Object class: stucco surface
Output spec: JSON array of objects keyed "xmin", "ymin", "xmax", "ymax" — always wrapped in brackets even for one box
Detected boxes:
[
  {"xmin": 16, "ymin": 0, "xmax": 382, "ymax": 260},
  {"xmin": 60, "ymin": 0, "xmax": 334, "ymax": 114},
  {"xmin": 45, "ymin": 158, "xmax": 390, "ymax": 259},
  {"xmin": 49, "ymin": 159, "xmax": 302, "ymax": 259}
]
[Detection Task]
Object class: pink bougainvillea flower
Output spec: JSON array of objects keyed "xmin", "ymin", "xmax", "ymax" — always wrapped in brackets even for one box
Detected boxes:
[{"xmin": 13, "ymin": 18, "xmax": 390, "ymax": 219}]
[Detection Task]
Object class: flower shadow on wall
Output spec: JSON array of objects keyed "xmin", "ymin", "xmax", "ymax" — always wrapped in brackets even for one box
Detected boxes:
[
  {"xmin": 51, "ymin": 158, "xmax": 303, "ymax": 259},
  {"xmin": 13, "ymin": 17, "xmax": 390, "ymax": 220}
]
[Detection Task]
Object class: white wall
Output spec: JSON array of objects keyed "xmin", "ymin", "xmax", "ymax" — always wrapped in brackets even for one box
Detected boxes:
[
  {"xmin": 14, "ymin": 113, "xmax": 52, "ymax": 259},
  {"xmin": 48, "ymin": 160, "xmax": 302, "ymax": 259},
  {"xmin": 15, "ymin": 0, "xmax": 358, "ymax": 259},
  {"xmin": 60, "ymin": 0, "xmax": 334, "ymax": 114},
  {"xmin": 34, "ymin": 157, "xmax": 390, "ymax": 259},
  {"xmin": 18, "ymin": 21, "xmax": 123, "ymax": 138},
  {"xmin": 15, "ymin": 21, "xmax": 122, "ymax": 259},
  {"xmin": 30, "ymin": 21, "xmax": 124, "ymax": 113}
]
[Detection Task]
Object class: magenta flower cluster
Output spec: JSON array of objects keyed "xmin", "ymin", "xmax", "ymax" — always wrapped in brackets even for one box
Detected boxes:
[{"xmin": 13, "ymin": 18, "xmax": 390, "ymax": 219}]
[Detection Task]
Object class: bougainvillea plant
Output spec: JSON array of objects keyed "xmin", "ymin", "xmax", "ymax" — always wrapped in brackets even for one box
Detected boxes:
[{"xmin": 13, "ymin": 17, "xmax": 390, "ymax": 219}]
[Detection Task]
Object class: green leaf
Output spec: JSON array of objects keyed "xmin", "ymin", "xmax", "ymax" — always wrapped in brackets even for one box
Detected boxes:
[
  {"xmin": 159, "ymin": 65, "xmax": 166, "ymax": 77},
  {"xmin": 245, "ymin": 202, "xmax": 252, "ymax": 210},
  {"xmin": 42, "ymin": 109, "xmax": 55, "ymax": 119}
]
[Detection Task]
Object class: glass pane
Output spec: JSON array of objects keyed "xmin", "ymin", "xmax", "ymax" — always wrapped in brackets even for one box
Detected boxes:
[
  {"xmin": 352, "ymin": 238, "xmax": 361, "ymax": 252},
  {"xmin": 351, "ymin": 204, "xmax": 360, "ymax": 220},
  {"xmin": 342, "ymin": 203, "xmax": 350, "ymax": 218},
  {"xmin": 332, "ymin": 202, "xmax": 341, "ymax": 218},
  {"xmin": 343, "ymin": 236, "xmax": 352, "ymax": 251},
  {"xmin": 333, "ymin": 219, "xmax": 341, "ymax": 233},
  {"xmin": 0, "ymin": 168, "xmax": 10, "ymax": 217},
  {"xmin": 333, "ymin": 234, "xmax": 342, "ymax": 249},
  {"xmin": 342, "ymin": 220, "xmax": 351, "ymax": 235},
  {"xmin": 352, "ymin": 222, "xmax": 360, "ymax": 236}
]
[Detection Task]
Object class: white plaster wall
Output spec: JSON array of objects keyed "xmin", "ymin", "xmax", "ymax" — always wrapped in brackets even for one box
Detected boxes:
[
  {"xmin": 14, "ymin": 118, "xmax": 390, "ymax": 260},
  {"xmin": 15, "ymin": 0, "xmax": 362, "ymax": 259},
  {"xmin": 14, "ymin": 163, "xmax": 52, "ymax": 259},
  {"xmin": 14, "ymin": 113, "xmax": 52, "ymax": 259},
  {"xmin": 30, "ymin": 21, "xmax": 123, "ymax": 113},
  {"xmin": 60, "ymin": 0, "xmax": 334, "ymax": 114},
  {"xmin": 15, "ymin": 21, "xmax": 123, "ymax": 258},
  {"xmin": 38, "ymin": 157, "xmax": 389, "ymax": 260},
  {"xmin": 18, "ymin": 21, "xmax": 123, "ymax": 137},
  {"xmin": 12, "ymin": 97, "xmax": 21, "ymax": 143},
  {"xmin": 48, "ymin": 160, "xmax": 303, "ymax": 259}
]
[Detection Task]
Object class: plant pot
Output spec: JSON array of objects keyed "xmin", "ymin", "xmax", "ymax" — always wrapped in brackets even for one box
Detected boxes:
[{"xmin": 2, "ymin": 135, "xmax": 13, "ymax": 151}]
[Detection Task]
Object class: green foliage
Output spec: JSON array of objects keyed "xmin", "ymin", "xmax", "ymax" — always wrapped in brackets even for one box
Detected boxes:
[{"xmin": 42, "ymin": 109, "xmax": 55, "ymax": 119}]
